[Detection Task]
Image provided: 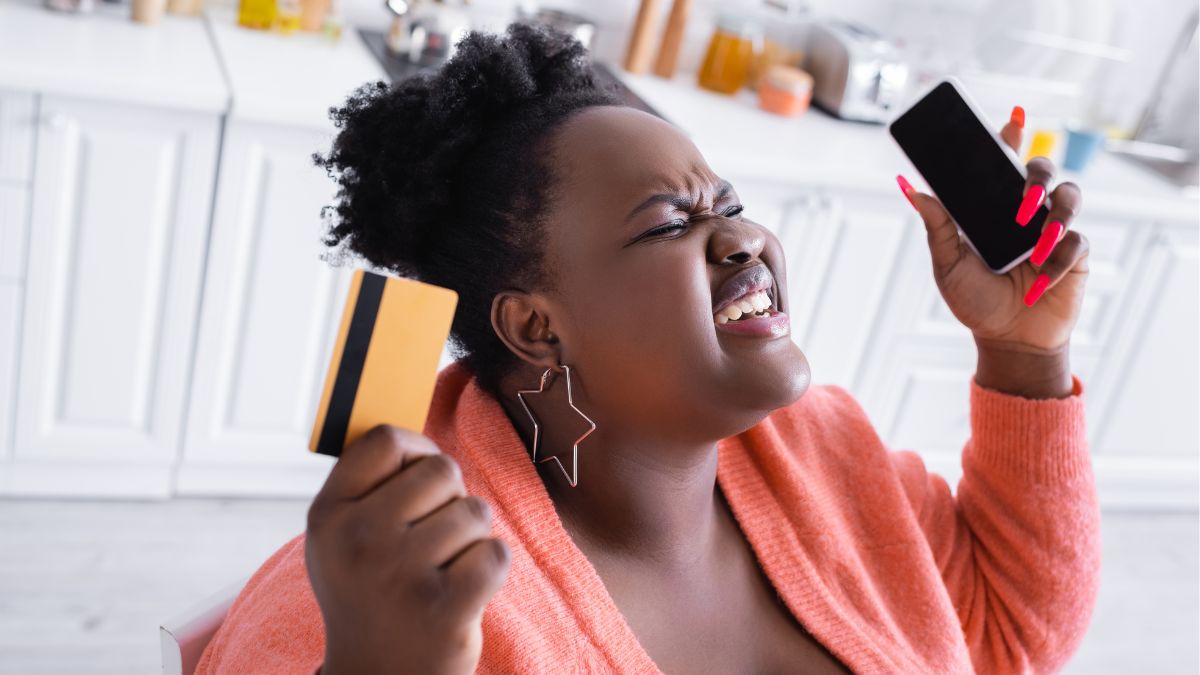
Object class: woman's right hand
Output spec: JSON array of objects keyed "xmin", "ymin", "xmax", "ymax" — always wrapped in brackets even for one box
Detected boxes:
[{"xmin": 305, "ymin": 424, "xmax": 512, "ymax": 675}]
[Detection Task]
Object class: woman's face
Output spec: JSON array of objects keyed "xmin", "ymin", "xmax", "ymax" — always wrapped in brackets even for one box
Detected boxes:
[{"xmin": 533, "ymin": 105, "xmax": 810, "ymax": 443}]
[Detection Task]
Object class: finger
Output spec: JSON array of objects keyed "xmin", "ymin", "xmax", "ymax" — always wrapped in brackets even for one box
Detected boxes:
[
  {"xmin": 443, "ymin": 537, "xmax": 512, "ymax": 619},
  {"xmin": 1024, "ymin": 230, "xmax": 1089, "ymax": 307},
  {"xmin": 407, "ymin": 495, "xmax": 494, "ymax": 569},
  {"xmin": 896, "ymin": 174, "xmax": 963, "ymax": 276},
  {"xmin": 362, "ymin": 452, "xmax": 468, "ymax": 524},
  {"xmin": 1027, "ymin": 182, "xmax": 1082, "ymax": 267},
  {"xmin": 315, "ymin": 425, "xmax": 441, "ymax": 503},
  {"xmin": 1016, "ymin": 156, "xmax": 1055, "ymax": 227},
  {"xmin": 999, "ymin": 105, "xmax": 1024, "ymax": 153}
]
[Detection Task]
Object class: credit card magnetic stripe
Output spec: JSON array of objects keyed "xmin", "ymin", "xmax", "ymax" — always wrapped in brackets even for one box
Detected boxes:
[
  {"xmin": 312, "ymin": 271, "xmax": 386, "ymax": 456},
  {"xmin": 309, "ymin": 270, "xmax": 459, "ymax": 457}
]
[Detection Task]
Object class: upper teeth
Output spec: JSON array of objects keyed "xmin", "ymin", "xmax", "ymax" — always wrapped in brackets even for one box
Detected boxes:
[{"xmin": 715, "ymin": 290, "xmax": 772, "ymax": 324}]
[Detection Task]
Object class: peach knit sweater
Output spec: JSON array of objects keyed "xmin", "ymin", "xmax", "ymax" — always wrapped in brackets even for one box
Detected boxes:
[{"xmin": 196, "ymin": 361, "xmax": 1100, "ymax": 674}]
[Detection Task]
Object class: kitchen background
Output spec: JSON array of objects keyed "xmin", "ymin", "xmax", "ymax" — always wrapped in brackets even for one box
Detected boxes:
[{"xmin": 0, "ymin": 0, "xmax": 1196, "ymax": 671}]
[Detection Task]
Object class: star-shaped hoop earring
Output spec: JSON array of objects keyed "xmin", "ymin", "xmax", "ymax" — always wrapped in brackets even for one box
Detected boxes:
[{"xmin": 516, "ymin": 364, "xmax": 597, "ymax": 488}]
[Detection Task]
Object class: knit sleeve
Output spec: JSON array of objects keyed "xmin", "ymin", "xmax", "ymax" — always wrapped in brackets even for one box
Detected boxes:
[
  {"xmin": 194, "ymin": 532, "xmax": 327, "ymax": 674},
  {"xmin": 887, "ymin": 373, "xmax": 1101, "ymax": 675}
]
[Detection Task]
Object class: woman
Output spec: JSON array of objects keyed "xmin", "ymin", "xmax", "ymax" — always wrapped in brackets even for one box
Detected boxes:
[{"xmin": 197, "ymin": 23, "xmax": 1097, "ymax": 675}]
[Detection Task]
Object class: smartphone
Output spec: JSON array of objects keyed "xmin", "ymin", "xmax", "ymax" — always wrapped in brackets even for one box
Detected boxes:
[{"xmin": 888, "ymin": 78, "xmax": 1051, "ymax": 274}]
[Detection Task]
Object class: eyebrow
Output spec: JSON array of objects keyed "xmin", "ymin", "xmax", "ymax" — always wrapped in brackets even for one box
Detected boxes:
[{"xmin": 623, "ymin": 179, "xmax": 735, "ymax": 224}]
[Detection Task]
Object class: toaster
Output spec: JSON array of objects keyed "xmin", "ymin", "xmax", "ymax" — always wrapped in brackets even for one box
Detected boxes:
[{"xmin": 804, "ymin": 20, "xmax": 910, "ymax": 124}]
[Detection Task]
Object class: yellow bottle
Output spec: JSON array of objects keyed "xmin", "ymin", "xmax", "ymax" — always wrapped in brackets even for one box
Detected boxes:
[
  {"xmin": 1026, "ymin": 129, "xmax": 1058, "ymax": 162},
  {"xmin": 237, "ymin": 0, "xmax": 276, "ymax": 29},
  {"xmin": 274, "ymin": 0, "xmax": 302, "ymax": 34}
]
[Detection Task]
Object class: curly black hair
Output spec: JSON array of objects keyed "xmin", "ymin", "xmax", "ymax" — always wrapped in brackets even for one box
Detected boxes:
[{"xmin": 314, "ymin": 22, "xmax": 622, "ymax": 400}]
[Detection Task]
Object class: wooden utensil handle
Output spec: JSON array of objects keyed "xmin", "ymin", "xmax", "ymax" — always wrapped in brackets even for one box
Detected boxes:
[
  {"xmin": 653, "ymin": 0, "xmax": 692, "ymax": 78},
  {"xmin": 624, "ymin": 0, "xmax": 665, "ymax": 74}
]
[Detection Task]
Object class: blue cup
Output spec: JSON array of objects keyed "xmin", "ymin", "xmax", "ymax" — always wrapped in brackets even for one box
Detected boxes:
[{"xmin": 1063, "ymin": 128, "xmax": 1106, "ymax": 172}]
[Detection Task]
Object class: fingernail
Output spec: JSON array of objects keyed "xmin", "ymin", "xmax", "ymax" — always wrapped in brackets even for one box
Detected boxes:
[
  {"xmin": 1016, "ymin": 184, "xmax": 1046, "ymax": 226},
  {"xmin": 1010, "ymin": 105, "xmax": 1025, "ymax": 129},
  {"xmin": 896, "ymin": 174, "xmax": 916, "ymax": 209},
  {"xmin": 1030, "ymin": 220, "xmax": 1064, "ymax": 265},
  {"xmin": 1024, "ymin": 273, "xmax": 1050, "ymax": 306}
]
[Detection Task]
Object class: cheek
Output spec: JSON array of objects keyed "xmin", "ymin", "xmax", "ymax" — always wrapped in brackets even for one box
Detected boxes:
[
  {"xmin": 565, "ymin": 257, "xmax": 707, "ymax": 356},
  {"xmin": 583, "ymin": 259, "xmax": 711, "ymax": 348}
]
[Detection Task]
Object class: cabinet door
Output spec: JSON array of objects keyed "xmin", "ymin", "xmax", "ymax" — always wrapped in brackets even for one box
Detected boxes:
[
  {"xmin": 178, "ymin": 120, "xmax": 345, "ymax": 496},
  {"xmin": 0, "ymin": 90, "xmax": 35, "ymax": 184},
  {"xmin": 0, "ymin": 90, "xmax": 36, "ymax": 281},
  {"xmin": 798, "ymin": 188, "xmax": 910, "ymax": 391},
  {"xmin": 12, "ymin": 96, "xmax": 219, "ymax": 496},
  {"xmin": 0, "ymin": 283, "xmax": 18, "ymax": 464},
  {"xmin": 1094, "ymin": 224, "xmax": 1199, "ymax": 459}
]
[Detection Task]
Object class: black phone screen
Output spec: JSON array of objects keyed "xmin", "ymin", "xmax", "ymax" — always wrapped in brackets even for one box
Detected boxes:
[{"xmin": 889, "ymin": 81, "xmax": 1047, "ymax": 272}]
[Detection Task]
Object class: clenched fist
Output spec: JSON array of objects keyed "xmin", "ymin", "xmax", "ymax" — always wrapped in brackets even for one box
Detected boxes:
[{"xmin": 306, "ymin": 425, "xmax": 512, "ymax": 674}]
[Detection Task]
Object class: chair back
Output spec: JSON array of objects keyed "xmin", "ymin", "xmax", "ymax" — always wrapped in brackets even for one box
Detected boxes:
[{"xmin": 160, "ymin": 577, "xmax": 248, "ymax": 675}]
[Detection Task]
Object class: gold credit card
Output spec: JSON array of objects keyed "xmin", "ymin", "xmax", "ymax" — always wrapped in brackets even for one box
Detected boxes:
[{"xmin": 309, "ymin": 269, "xmax": 458, "ymax": 457}]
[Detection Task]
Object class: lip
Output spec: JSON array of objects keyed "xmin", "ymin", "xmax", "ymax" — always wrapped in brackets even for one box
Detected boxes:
[
  {"xmin": 712, "ymin": 264, "xmax": 777, "ymax": 316},
  {"xmin": 715, "ymin": 307, "xmax": 791, "ymax": 338}
]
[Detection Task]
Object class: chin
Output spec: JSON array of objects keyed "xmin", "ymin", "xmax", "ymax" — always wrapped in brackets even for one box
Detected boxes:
[{"xmin": 716, "ymin": 347, "xmax": 812, "ymax": 434}]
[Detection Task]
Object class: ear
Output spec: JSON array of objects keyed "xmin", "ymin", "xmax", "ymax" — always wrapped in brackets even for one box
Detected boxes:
[{"xmin": 490, "ymin": 290, "xmax": 561, "ymax": 370}]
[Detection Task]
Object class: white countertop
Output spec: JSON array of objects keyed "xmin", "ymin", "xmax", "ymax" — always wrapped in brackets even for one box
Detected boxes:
[
  {"xmin": 613, "ymin": 69, "xmax": 1199, "ymax": 225},
  {"xmin": 205, "ymin": 6, "xmax": 386, "ymax": 129},
  {"xmin": 0, "ymin": 0, "xmax": 384, "ymax": 129},
  {"xmin": 0, "ymin": 0, "xmax": 228, "ymax": 113}
]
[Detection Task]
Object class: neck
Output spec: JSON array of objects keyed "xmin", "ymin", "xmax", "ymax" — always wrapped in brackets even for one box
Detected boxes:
[{"xmin": 497, "ymin": 391, "xmax": 722, "ymax": 571}]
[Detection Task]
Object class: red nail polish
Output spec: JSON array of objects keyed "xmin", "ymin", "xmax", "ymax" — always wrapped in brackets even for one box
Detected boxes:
[
  {"xmin": 1010, "ymin": 105, "xmax": 1025, "ymax": 129},
  {"xmin": 896, "ymin": 174, "xmax": 916, "ymax": 209},
  {"xmin": 1024, "ymin": 273, "xmax": 1050, "ymax": 306},
  {"xmin": 1030, "ymin": 221, "xmax": 1063, "ymax": 266},
  {"xmin": 1016, "ymin": 184, "xmax": 1046, "ymax": 226}
]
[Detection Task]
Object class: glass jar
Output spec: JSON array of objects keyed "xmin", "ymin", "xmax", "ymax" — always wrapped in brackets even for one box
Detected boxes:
[
  {"xmin": 698, "ymin": 13, "xmax": 761, "ymax": 95},
  {"xmin": 747, "ymin": 19, "xmax": 808, "ymax": 91},
  {"xmin": 757, "ymin": 64, "xmax": 812, "ymax": 117}
]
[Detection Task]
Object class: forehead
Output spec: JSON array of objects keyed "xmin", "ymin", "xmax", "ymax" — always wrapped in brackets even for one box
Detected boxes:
[{"xmin": 548, "ymin": 106, "xmax": 716, "ymax": 203}]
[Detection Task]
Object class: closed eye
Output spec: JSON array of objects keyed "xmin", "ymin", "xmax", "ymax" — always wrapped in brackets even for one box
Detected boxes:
[
  {"xmin": 643, "ymin": 205, "xmax": 745, "ymax": 239},
  {"xmin": 645, "ymin": 219, "xmax": 688, "ymax": 237}
]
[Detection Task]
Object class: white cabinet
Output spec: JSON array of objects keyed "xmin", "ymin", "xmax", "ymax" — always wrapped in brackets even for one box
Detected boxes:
[
  {"xmin": 0, "ymin": 89, "xmax": 35, "ymax": 183},
  {"xmin": 176, "ymin": 120, "xmax": 342, "ymax": 496},
  {"xmin": 1089, "ymin": 223, "xmax": 1199, "ymax": 506},
  {"xmin": 0, "ymin": 89, "xmax": 34, "ymax": 281},
  {"xmin": 0, "ymin": 283, "xmax": 19, "ymax": 463},
  {"xmin": 5, "ymin": 96, "xmax": 220, "ymax": 497}
]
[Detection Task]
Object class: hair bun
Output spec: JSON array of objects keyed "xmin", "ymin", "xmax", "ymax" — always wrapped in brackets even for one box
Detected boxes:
[
  {"xmin": 316, "ymin": 22, "xmax": 600, "ymax": 276},
  {"xmin": 314, "ymin": 21, "xmax": 619, "ymax": 397}
]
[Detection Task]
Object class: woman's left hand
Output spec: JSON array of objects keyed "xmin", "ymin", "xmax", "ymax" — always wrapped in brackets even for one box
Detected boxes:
[{"xmin": 897, "ymin": 107, "xmax": 1090, "ymax": 356}]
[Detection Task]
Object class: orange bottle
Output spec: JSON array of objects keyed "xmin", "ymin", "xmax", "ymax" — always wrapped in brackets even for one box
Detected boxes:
[{"xmin": 698, "ymin": 13, "xmax": 760, "ymax": 95}]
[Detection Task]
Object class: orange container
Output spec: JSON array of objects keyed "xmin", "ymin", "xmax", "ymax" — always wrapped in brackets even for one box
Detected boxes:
[
  {"xmin": 757, "ymin": 65, "xmax": 812, "ymax": 117},
  {"xmin": 698, "ymin": 13, "xmax": 760, "ymax": 95}
]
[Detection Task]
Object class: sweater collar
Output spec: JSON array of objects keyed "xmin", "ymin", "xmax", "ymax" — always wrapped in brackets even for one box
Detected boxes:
[{"xmin": 430, "ymin": 362, "xmax": 900, "ymax": 673}]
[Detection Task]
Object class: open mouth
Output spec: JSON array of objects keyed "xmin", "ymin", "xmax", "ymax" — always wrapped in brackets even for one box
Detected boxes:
[
  {"xmin": 710, "ymin": 264, "xmax": 788, "ymax": 337},
  {"xmin": 713, "ymin": 287, "xmax": 776, "ymax": 325}
]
